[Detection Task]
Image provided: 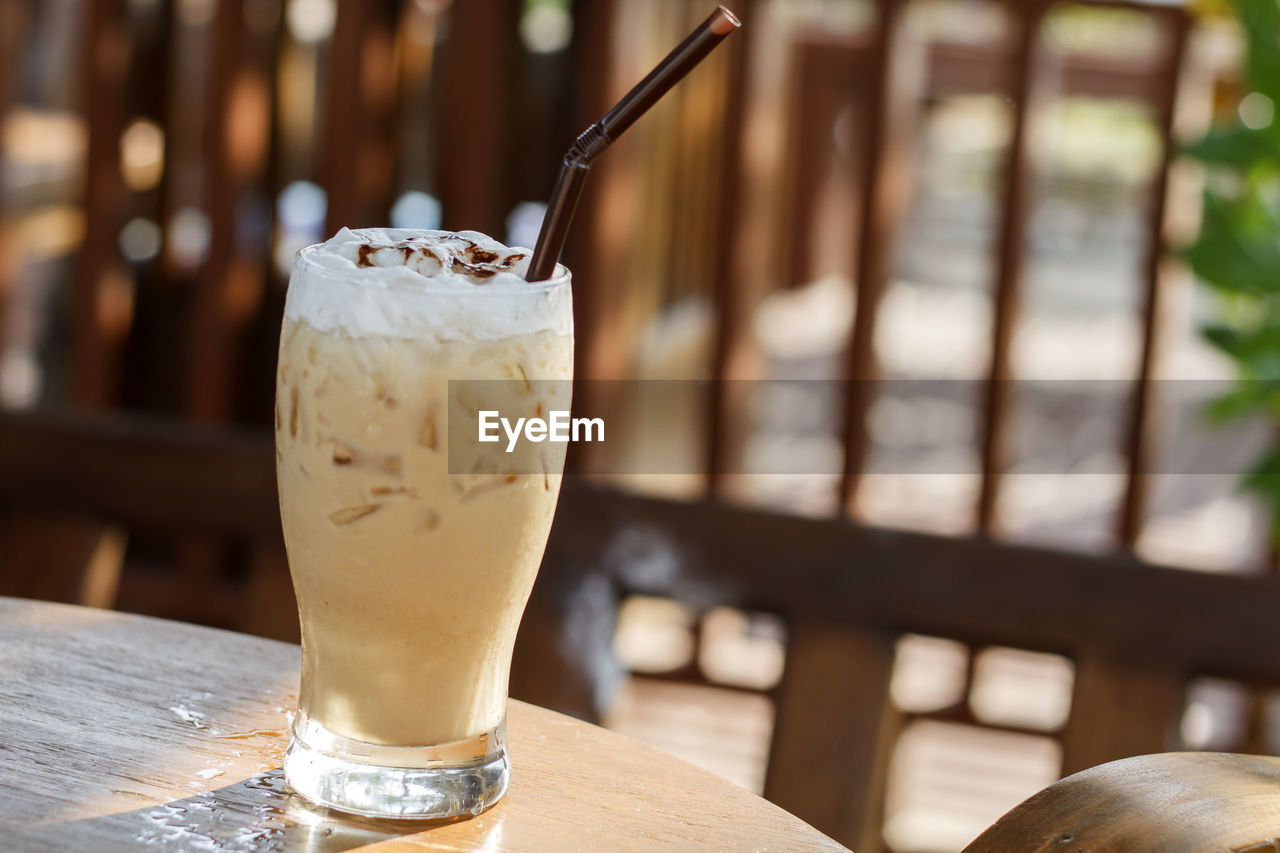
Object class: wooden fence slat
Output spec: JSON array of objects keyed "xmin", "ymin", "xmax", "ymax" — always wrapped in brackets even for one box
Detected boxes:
[
  {"xmin": 18, "ymin": 0, "xmax": 135, "ymax": 614},
  {"xmin": 185, "ymin": 3, "xmax": 276, "ymax": 422},
  {"xmin": 321, "ymin": 0, "xmax": 400, "ymax": 235},
  {"xmin": 319, "ymin": 0, "xmax": 362, "ymax": 233},
  {"xmin": 184, "ymin": 2, "xmax": 237, "ymax": 421},
  {"xmin": 435, "ymin": 0, "xmax": 518, "ymax": 235},
  {"xmin": 1117, "ymin": 9, "xmax": 1192, "ymax": 547},
  {"xmin": 976, "ymin": 0, "xmax": 1053, "ymax": 534},
  {"xmin": 840, "ymin": 0, "xmax": 920, "ymax": 514},
  {"xmin": 927, "ymin": 38, "xmax": 1176, "ymax": 103},
  {"xmin": 705, "ymin": 0, "xmax": 758, "ymax": 493},
  {"xmin": 783, "ymin": 32, "xmax": 870, "ymax": 292},
  {"xmin": 76, "ymin": 0, "xmax": 132, "ymax": 409},
  {"xmin": 562, "ymin": 0, "xmax": 623, "ymax": 475},
  {"xmin": 0, "ymin": 2, "xmax": 23, "ymax": 383}
]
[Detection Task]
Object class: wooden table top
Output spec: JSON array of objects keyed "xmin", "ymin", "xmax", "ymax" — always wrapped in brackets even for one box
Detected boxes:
[{"xmin": 0, "ymin": 596, "xmax": 846, "ymax": 852}]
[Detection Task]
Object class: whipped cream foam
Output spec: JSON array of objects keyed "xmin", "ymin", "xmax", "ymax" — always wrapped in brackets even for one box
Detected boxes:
[{"xmin": 286, "ymin": 228, "xmax": 571, "ymax": 340}]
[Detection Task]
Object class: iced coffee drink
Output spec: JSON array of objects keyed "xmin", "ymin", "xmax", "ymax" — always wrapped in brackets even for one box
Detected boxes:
[{"xmin": 275, "ymin": 228, "xmax": 572, "ymax": 818}]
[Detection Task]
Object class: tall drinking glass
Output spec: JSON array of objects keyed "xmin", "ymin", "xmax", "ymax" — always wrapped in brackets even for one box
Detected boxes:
[{"xmin": 274, "ymin": 228, "xmax": 572, "ymax": 819}]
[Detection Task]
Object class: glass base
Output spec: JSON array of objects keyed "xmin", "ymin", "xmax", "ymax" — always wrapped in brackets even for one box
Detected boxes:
[{"xmin": 284, "ymin": 710, "xmax": 509, "ymax": 820}]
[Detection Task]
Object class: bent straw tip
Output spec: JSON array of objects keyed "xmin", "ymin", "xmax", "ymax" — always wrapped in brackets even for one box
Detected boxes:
[{"xmin": 711, "ymin": 6, "xmax": 742, "ymax": 35}]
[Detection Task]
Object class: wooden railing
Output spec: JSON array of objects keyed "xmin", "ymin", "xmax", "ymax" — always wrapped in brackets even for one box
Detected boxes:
[{"xmin": 0, "ymin": 2, "xmax": 1269, "ymax": 852}]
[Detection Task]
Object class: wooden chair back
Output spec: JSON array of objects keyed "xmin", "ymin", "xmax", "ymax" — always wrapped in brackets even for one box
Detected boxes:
[
  {"xmin": 0, "ymin": 411, "xmax": 292, "ymax": 639},
  {"xmin": 517, "ymin": 478, "xmax": 1280, "ymax": 851},
  {"xmin": 964, "ymin": 752, "xmax": 1280, "ymax": 852}
]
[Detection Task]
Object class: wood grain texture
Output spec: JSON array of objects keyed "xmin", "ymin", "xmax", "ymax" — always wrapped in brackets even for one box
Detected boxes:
[
  {"xmin": 963, "ymin": 752, "xmax": 1280, "ymax": 853},
  {"xmin": 0, "ymin": 597, "xmax": 846, "ymax": 852}
]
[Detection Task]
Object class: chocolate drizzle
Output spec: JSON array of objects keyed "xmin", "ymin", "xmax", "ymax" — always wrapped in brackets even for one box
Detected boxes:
[
  {"xmin": 352, "ymin": 235, "xmax": 525, "ymax": 284},
  {"xmin": 451, "ymin": 263, "xmax": 498, "ymax": 280},
  {"xmin": 463, "ymin": 245, "xmax": 500, "ymax": 265}
]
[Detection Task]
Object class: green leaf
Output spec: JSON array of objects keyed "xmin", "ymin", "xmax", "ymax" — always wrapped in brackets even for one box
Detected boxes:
[
  {"xmin": 1235, "ymin": 175, "xmax": 1280, "ymax": 232},
  {"xmin": 1204, "ymin": 322, "xmax": 1280, "ymax": 361},
  {"xmin": 1183, "ymin": 125, "xmax": 1280, "ymax": 169},
  {"xmin": 1243, "ymin": 447, "xmax": 1280, "ymax": 542},
  {"xmin": 1183, "ymin": 188, "xmax": 1280, "ymax": 295},
  {"xmin": 1234, "ymin": 0, "xmax": 1280, "ymax": 104},
  {"xmin": 1243, "ymin": 447, "xmax": 1280, "ymax": 487},
  {"xmin": 1183, "ymin": 235, "xmax": 1280, "ymax": 296},
  {"xmin": 1204, "ymin": 380, "xmax": 1280, "ymax": 422},
  {"xmin": 1203, "ymin": 323, "xmax": 1249, "ymax": 357},
  {"xmin": 1198, "ymin": 0, "xmax": 1280, "ymax": 549}
]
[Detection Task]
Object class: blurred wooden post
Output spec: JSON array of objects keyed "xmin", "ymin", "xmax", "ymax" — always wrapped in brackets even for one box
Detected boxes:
[
  {"xmin": 435, "ymin": 0, "xmax": 518, "ymax": 235},
  {"xmin": 782, "ymin": 33, "xmax": 871, "ymax": 293},
  {"xmin": 186, "ymin": 2, "xmax": 276, "ymax": 422},
  {"xmin": 1116, "ymin": 8, "xmax": 1191, "ymax": 548},
  {"xmin": 322, "ymin": 0, "xmax": 401, "ymax": 234},
  {"xmin": 839, "ymin": 0, "xmax": 921, "ymax": 515},
  {"xmin": 177, "ymin": 3, "xmax": 278, "ymax": 625},
  {"xmin": 705, "ymin": 0, "xmax": 758, "ymax": 493},
  {"xmin": 766, "ymin": 622, "xmax": 899, "ymax": 851},
  {"xmin": 7, "ymin": 0, "xmax": 137, "ymax": 611},
  {"xmin": 186, "ymin": 0, "xmax": 239, "ymax": 421},
  {"xmin": 1061, "ymin": 654, "xmax": 1184, "ymax": 775},
  {"xmin": 241, "ymin": 545, "xmax": 298, "ymax": 643},
  {"xmin": 562, "ymin": 0, "xmax": 620, "ymax": 475},
  {"xmin": 77, "ymin": 0, "xmax": 133, "ymax": 409},
  {"xmin": 0, "ymin": 513, "xmax": 125, "ymax": 608},
  {"xmin": 976, "ymin": 0, "xmax": 1054, "ymax": 534},
  {"xmin": 0, "ymin": 2, "xmax": 23, "ymax": 397}
]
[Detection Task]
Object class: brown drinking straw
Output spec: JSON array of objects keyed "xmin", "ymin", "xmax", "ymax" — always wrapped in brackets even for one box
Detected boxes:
[{"xmin": 526, "ymin": 6, "xmax": 741, "ymax": 282}]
